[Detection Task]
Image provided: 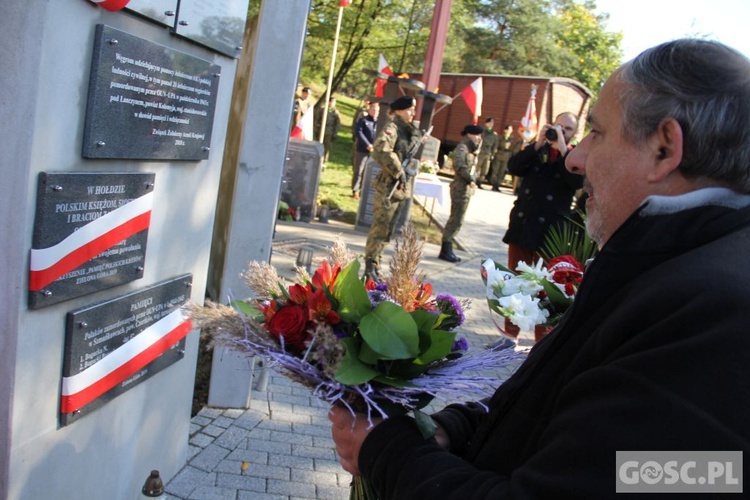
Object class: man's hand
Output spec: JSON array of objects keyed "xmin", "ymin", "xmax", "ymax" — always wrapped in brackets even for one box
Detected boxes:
[{"xmin": 329, "ymin": 406, "xmax": 382, "ymax": 476}]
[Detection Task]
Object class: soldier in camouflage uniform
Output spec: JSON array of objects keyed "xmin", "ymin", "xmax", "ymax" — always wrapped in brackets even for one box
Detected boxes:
[
  {"xmin": 489, "ymin": 124, "xmax": 515, "ymax": 191},
  {"xmin": 439, "ymin": 124, "xmax": 483, "ymax": 262},
  {"xmin": 476, "ymin": 117, "xmax": 499, "ymax": 189},
  {"xmin": 364, "ymin": 96, "xmax": 422, "ymax": 280}
]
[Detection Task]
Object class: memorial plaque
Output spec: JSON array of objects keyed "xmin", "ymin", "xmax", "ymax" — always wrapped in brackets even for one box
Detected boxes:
[
  {"xmin": 174, "ymin": 0, "xmax": 249, "ymax": 58},
  {"xmin": 126, "ymin": 0, "xmax": 179, "ymax": 27},
  {"xmin": 60, "ymin": 274, "xmax": 192, "ymax": 426},
  {"xmin": 419, "ymin": 136, "xmax": 441, "ymax": 164},
  {"xmin": 82, "ymin": 25, "xmax": 220, "ymax": 160},
  {"xmin": 29, "ymin": 172, "xmax": 154, "ymax": 309},
  {"xmin": 282, "ymin": 139, "xmax": 325, "ymax": 222},
  {"xmin": 355, "ymin": 159, "xmax": 410, "ymax": 232}
]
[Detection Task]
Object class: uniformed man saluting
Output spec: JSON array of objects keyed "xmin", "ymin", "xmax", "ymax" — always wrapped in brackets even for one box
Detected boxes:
[{"xmin": 364, "ymin": 95, "xmax": 422, "ymax": 281}]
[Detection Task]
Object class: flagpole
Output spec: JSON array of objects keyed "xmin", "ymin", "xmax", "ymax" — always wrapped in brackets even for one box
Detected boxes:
[{"xmin": 319, "ymin": 4, "xmax": 345, "ymax": 144}]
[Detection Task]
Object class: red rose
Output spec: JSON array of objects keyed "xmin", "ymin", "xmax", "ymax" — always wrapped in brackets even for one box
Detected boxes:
[{"xmin": 267, "ymin": 305, "xmax": 310, "ymax": 353}]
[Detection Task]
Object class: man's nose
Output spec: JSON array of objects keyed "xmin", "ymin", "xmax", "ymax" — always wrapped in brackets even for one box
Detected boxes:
[{"xmin": 565, "ymin": 141, "xmax": 586, "ymax": 175}]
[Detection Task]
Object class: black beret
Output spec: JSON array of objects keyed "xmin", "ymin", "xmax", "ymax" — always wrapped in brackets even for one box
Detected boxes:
[
  {"xmin": 389, "ymin": 96, "xmax": 416, "ymax": 111},
  {"xmin": 461, "ymin": 124, "xmax": 484, "ymax": 136}
]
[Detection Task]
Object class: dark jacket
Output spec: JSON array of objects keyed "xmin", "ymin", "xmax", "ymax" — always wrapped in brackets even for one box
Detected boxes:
[
  {"xmin": 359, "ymin": 188, "xmax": 750, "ymax": 499},
  {"xmin": 355, "ymin": 114, "xmax": 377, "ymax": 153},
  {"xmin": 503, "ymin": 144, "xmax": 583, "ymax": 251}
]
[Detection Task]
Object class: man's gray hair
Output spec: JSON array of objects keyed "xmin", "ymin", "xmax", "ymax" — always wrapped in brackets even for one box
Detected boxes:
[{"xmin": 619, "ymin": 39, "xmax": 750, "ymax": 192}]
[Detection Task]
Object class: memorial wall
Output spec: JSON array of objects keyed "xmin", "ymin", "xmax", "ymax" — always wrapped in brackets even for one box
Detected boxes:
[{"xmin": 0, "ymin": 1, "xmax": 266, "ymax": 498}]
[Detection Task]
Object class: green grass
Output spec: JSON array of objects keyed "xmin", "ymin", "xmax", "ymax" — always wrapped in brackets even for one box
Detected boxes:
[{"xmin": 317, "ymin": 95, "xmax": 442, "ymax": 245}]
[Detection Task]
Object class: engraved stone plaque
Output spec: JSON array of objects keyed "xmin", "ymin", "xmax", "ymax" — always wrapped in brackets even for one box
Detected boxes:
[
  {"xmin": 419, "ymin": 136, "xmax": 441, "ymax": 164},
  {"xmin": 355, "ymin": 159, "xmax": 410, "ymax": 232},
  {"xmin": 29, "ymin": 172, "xmax": 154, "ymax": 309},
  {"xmin": 60, "ymin": 274, "xmax": 192, "ymax": 426},
  {"xmin": 173, "ymin": 0, "xmax": 249, "ymax": 58},
  {"xmin": 281, "ymin": 139, "xmax": 325, "ymax": 222},
  {"xmin": 82, "ymin": 25, "xmax": 220, "ymax": 160},
  {"xmin": 126, "ymin": 0, "xmax": 179, "ymax": 27}
]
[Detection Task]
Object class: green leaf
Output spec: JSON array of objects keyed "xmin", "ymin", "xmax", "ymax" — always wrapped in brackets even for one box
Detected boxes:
[
  {"xmin": 359, "ymin": 302, "xmax": 419, "ymax": 359},
  {"xmin": 231, "ymin": 300, "xmax": 264, "ymax": 321},
  {"xmin": 332, "ymin": 260, "xmax": 371, "ymax": 323},
  {"xmin": 357, "ymin": 341, "xmax": 382, "ymax": 365},
  {"xmin": 410, "ymin": 309, "xmax": 439, "ymax": 353},
  {"xmin": 541, "ymin": 279, "xmax": 570, "ymax": 306},
  {"xmin": 415, "ymin": 329, "xmax": 455, "ymax": 365},
  {"xmin": 333, "ymin": 337, "xmax": 379, "ymax": 385},
  {"xmin": 413, "ymin": 409, "xmax": 437, "ymax": 439}
]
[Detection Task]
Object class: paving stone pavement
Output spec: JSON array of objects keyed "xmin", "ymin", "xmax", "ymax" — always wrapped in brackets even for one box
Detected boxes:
[{"xmin": 166, "ymin": 181, "xmax": 521, "ymax": 499}]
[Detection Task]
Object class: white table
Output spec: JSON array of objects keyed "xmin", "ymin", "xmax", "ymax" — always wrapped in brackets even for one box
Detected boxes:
[{"xmin": 413, "ymin": 173, "xmax": 449, "ymax": 225}]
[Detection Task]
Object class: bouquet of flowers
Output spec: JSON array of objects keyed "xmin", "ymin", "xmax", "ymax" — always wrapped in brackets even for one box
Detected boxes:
[
  {"xmin": 189, "ymin": 226, "xmax": 523, "ymax": 499},
  {"xmin": 481, "ymin": 256, "xmax": 583, "ymax": 346},
  {"xmin": 277, "ymin": 201, "xmax": 297, "ymax": 221},
  {"xmin": 419, "ymin": 159, "xmax": 438, "ymax": 175}
]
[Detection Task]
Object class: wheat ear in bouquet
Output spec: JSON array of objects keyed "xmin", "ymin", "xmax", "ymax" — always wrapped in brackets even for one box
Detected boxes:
[{"xmin": 188, "ymin": 225, "xmax": 523, "ymax": 498}]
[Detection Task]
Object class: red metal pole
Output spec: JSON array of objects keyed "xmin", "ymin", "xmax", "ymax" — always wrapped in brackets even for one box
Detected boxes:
[{"xmin": 418, "ymin": 0, "xmax": 452, "ymax": 118}]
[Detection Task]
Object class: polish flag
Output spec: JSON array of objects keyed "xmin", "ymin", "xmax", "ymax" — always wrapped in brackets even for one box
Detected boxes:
[
  {"xmin": 89, "ymin": 0, "xmax": 130, "ymax": 11},
  {"xmin": 340, "ymin": 0, "xmax": 351, "ymax": 6},
  {"xmin": 29, "ymin": 192, "xmax": 152, "ymax": 291},
  {"xmin": 520, "ymin": 85, "xmax": 539, "ymax": 142},
  {"xmin": 290, "ymin": 105, "xmax": 314, "ymax": 141},
  {"xmin": 375, "ymin": 54, "xmax": 395, "ymax": 98},
  {"xmin": 459, "ymin": 77, "xmax": 483, "ymax": 125},
  {"xmin": 60, "ymin": 309, "xmax": 192, "ymax": 413}
]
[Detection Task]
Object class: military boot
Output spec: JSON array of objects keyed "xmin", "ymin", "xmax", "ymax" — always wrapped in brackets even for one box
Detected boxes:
[
  {"xmin": 364, "ymin": 259, "xmax": 381, "ymax": 282},
  {"xmin": 438, "ymin": 241, "xmax": 461, "ymax": 263}
]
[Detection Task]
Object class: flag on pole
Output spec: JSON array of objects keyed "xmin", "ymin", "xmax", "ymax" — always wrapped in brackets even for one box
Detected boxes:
[
  {"xmin": 290, "ymin": 105, "xmax": 314, "ymax": 141},
  {"xmin": 375, "ymin": 54, "xmax": 395, "ymax": 98},
  {"xmin": 340, "ymin": 0, "xmax": 351, "ymax": 6},
  {"xmin": 459, "ymin": 77, "xmax": 483, "ymax": 125},
  {"xmin": 519, "ymin": 85, "xmax": 539, "ymax": 142}
]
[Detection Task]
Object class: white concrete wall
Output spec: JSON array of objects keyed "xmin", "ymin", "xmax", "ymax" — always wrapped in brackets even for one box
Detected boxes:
[{"xmin": 0, "ymin": 2, "xmax": 238, "ymax": 498}]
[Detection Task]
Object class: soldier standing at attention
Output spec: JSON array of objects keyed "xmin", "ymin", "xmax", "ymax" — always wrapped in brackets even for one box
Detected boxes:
[
  {"xmin": 490, "ymin": 124, "xmax": 514, "ymax": 191},
  {"xmin": 439, "ymin": 124, "xmax": 483, "ymax": 262},
  {"xmin": 364, "ymin": 96, "xmax": 422, "ymax": 281},
  {"xmin": 476, "ymin": 117, "xmax": 498, "ymax": 189}
]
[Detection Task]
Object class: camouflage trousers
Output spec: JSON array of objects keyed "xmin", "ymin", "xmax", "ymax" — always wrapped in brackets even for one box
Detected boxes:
[
  {"xmin": 365, "ymin": 184, "xmax": 407, "ymax": 266},
  {"xmin": 442, "ymin": 183, "xmax": 472, "ymax": 243},
  {"xmin": 477, "ymin": 153, "xmax": 492, "ymax": 181},
  {"xmin": 490, "ymin": 153, "xmax": 511, "ymax": 187}
]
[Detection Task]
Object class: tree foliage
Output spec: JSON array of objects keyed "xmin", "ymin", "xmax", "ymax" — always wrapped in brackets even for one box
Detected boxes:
[{"xmin": 297, "ymin": 0, "xmax": 622, "ymax": 100}]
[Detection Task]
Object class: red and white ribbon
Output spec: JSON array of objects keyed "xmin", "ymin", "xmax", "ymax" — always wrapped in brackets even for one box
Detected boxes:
[
  {"xmin": 60, "ymin": 309, "xmax": 191, "ymax": 413},
  {"xmin": 29, "ymin": 192, "xmax": 153, "ymax": 291},
  {"xmin": 89, "ymin": 0, "xmax": 131, "ymax": 12}
]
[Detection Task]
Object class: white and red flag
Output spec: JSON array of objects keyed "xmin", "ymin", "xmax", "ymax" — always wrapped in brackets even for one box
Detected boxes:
[
  {"xmin": 459, "ymin": 77, "xmax": 483, "ymax": 125},
  {"xmin": 89, "ymin": 0, "xmax": 130, "ymax": 11},
  {"xmin": 60, "ymin": 308, "xmax": 192, "ymax": 413},
  {"xmin": 29, "ymin": 192, "xmax": 153, "ymax": 292},
  {"xmin": 520, "ymin": 85, "xmax": 539, "ymax": 142},
  {"xmin": 374, "ymin": 54, "xmax": 395, "ymax": 98},
  {"xmin": 290, "ymin": 105, "xmax": 314, "ymax": 141},
  {"xmin": 340, "ymin": 0, "xmax": 351, "ymax": 6}
]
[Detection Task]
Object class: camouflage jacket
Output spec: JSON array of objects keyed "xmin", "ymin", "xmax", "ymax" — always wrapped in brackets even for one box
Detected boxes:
[{"xmin": 372, "ymin": 115, "xmax": 422, "ymax": 180}]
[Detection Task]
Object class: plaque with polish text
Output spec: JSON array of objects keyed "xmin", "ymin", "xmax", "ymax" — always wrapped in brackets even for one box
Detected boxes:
[
  {"xmin": 29, "ymin": 172, "xmax": 154, "ymax": 309},
  {"xmin": 60, "ymin": 274, "xmax": 193, "ymax": 426}
]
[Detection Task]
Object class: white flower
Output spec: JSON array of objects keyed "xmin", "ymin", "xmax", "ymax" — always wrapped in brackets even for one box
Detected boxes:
[
  {"xmin": 502, "ymin": 276, "xmax": 543, "ymax": 297},
  {"xmin": 498, "ymin": 293, "xmax": 549, "ymax": 331},
  {"xmin": 482, "ymin": 259, "xmax": 514, "ymax": 299},
  {"xmin": 515, "ymin": 259, "xmax": 553, "ymax": 282}
]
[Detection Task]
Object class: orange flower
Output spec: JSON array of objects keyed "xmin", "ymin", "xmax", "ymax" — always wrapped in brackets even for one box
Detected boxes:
[
  {"xmin": 288, "ymin": 283, "xmax": 311, "ymax": 305},
  {"xmin": 308, "ymin": 288, "xmax": 340, "ymax": 324},
  {"xmin": 407, "ymin": 282, "xmax": 433, "ymax": 312},
  {"xmin": 256, "ymin": 300, "xmax": 277, "ymax": 323},
  {"xmin": 312, "ymin": 261, "xmax": 340, "ymax": 290}
]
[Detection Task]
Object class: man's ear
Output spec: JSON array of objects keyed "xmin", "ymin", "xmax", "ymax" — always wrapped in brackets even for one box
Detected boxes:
[{"xmin": 647, "ymin": 118, "xmax": 684, "ymax": 183}]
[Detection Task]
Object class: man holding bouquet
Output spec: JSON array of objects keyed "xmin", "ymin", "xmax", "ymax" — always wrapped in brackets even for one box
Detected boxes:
[{"xmin": 331, "ymin": 39, "xmax": 750, "ymax": 498}]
